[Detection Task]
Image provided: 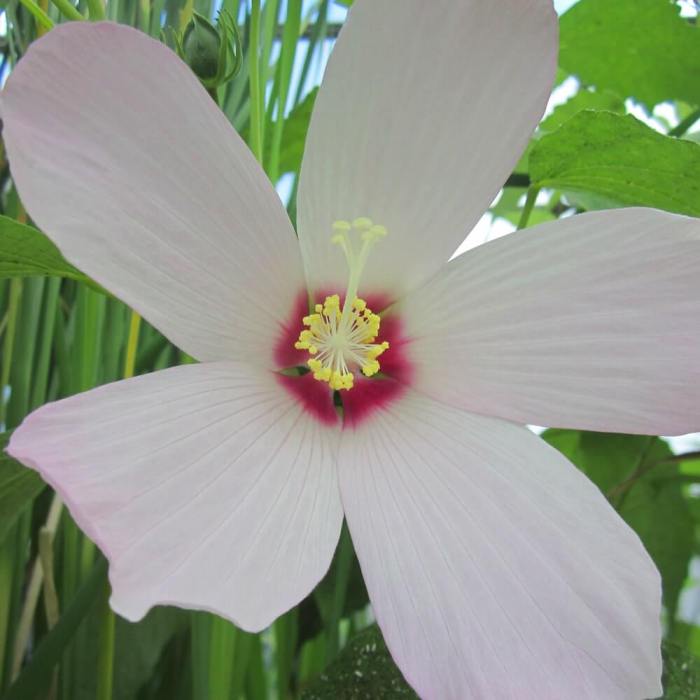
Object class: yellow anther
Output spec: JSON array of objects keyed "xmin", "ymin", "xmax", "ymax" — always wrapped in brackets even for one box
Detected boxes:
[
  {"xmin": 352, "ymin": 217, "xmax": 373, "ymax": 230},
  {"xmin": 362, "ymin": 224, "xmax": 388, "ymax": 242},
  {"xmin": 361, "ymin": 361, "xmax": 380, "ymax": 377},
  {"xmin": 297, "ymin": 217, "xmax": 390, "ymax": 391},
  {"xmin": 294, "ymin": 293, "xmax": 389, "ymax": 392}
]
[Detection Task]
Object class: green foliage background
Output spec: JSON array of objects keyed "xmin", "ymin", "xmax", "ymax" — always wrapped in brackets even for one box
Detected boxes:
[{"xmin": 0, "ymin": 0, "xmax": 699, "ymax": 698}]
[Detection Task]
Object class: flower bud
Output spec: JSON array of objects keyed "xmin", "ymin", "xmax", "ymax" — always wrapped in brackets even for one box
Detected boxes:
[
  {"xmin": 182, "ymin": 13, "xmax": 220, "ymax": 82},
  {"xmin": 168, "ymin": 10, "xmax": 242, "ymax": 90}
]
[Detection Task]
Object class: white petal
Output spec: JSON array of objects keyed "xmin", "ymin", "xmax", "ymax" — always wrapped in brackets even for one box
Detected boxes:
[
  {"xmin": 297, "ymin": 0, "xmax": 557, "ymax": 300},
  {"xmin": 8, "ymin": 363, "xmax": 342, "ymax": 631},
  {"xmin": 339, "ymin": 393, "xmax": 661, "ymax": 700},
  {"xmin": 2, "ymin": 22, "xmax": 305, "ymax": 364},
  {"xmin": 398, "ymin": 207, "xmax": 700, "ymax": 435}
]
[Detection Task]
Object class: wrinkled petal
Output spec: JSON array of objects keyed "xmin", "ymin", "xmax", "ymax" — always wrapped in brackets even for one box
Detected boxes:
[
  {"xmin": 339, "ymin": 392, "xmax": 661, "ymax": 700},
  {"xmin": 398, "ymin": 207, "xmax": 700, "ymax": 435},
  {"xmin": 297, "ymin": 0, "xmax": 557, "ymax": 300},
  {"xmin": 8, "ymin": 362, "xmax": 343, "ymax": 631},
  {"xmin": 2, "ymin": 22, "xmax": 305, "ymax": 364}
]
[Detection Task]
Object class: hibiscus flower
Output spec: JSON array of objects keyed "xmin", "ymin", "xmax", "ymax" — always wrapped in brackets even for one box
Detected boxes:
[{"xmin": 5, "ymin": 2, "xmax": 699, "ymax": 697}]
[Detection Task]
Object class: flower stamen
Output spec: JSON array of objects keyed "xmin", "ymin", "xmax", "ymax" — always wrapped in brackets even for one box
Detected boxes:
[{"xmin": 294, "ymin": 218, "xmax": 389, "ymax": 391}]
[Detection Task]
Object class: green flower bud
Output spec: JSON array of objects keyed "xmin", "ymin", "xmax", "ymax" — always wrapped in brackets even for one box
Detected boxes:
[
  {"xmin": 167, "ymin": 10, "xmax": 242, "ymax": 90},
  {"xmin": 182, "ymin": 12, "xmax": 220, "ymax": 82}
]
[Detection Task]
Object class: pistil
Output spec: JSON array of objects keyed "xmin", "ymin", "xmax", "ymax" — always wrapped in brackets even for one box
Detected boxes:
[{"xmin": 294, "ymin": 218, "xmax": 389, "ymax": 391}]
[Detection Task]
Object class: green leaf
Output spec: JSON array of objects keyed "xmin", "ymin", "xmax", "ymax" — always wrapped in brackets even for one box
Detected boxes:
[
  {"xmin": 73, "ymin": 608, "xmax": 189, "ymax": 700},
  {"xmin": 248, "ymin": 88, "xmax": 318, "ymax": 179},
  {"xmin": 530, "ymin": 111, "xmax": 700, "ymax": 217},
  {"xmin": 539, "ymin": 88, "xmax": 624, "ymax": 134},
  {"xmin": 0, "ymin": 432, "xmax": 45, "ymax": 545},
  {"xmin": 542, "ymin": 431, "xmax": 694, "ymax": 622},
  {"xmin": 491, "ymin": 88, "xmax": 624, "ymax": 222},
  {"xmin": 0, "ymin": 215, "xmax": 85, "ymax": 281},
  {"xmin": 301, "ymin": 624, "xmax": 416, "ymax": 699},
  {"xmin": 662, "ymin": 639, "xmax": 700, "ymax": 699},
  {"xmin": 276, "ymin": 87, "xmax": 318, "ymax": 176},
  {"xmin": 4, "ymin": 558, "xmax": 108, "ymax": 700},
  {"xmin": 559, "ymin": 0, "xmax": 700, "ymax": 109}
]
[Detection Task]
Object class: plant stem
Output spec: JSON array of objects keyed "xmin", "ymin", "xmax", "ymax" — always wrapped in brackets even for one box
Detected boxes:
[
  {"xmin": 123, "ymin": 311, "xmax": 141, "ymax": 379},
  {"xmin": 0, "ymin": 280, "xmax": 22, "ymax": 430},
  {"xmin": 95, "ymin": 586, "xmax": 115, "ymax": 700},
  {"xmin": 249, "ymin": 0, "xmax": 264, "ymax": 162},
  {"xmin": 517, "ymin": 186, "xmax": 540, "ymax": 230},
  {"xmin": 85, "ymin": 0, "xmax": 105, "ymax": 21},
  {"xmin": 17, "ymin": 0, "xmax": 53, "ymax": 31},
  {"xmin": 95, "ymin": 310, "xmax": 140, "ymax": 700},
  {"xmin": 267, "ymin": 0, "xmax": 301, "ymax": 182},
  {"xmin": 49, "ymin": 0, "xmax": 84, "ymax": 21},
  {"xmin": 669, "ymin": 107, "xmax": 700, "ymax": 138},
  {"xmin": 326, "ymin": 523, "xmax": 353, "ymax": 661},
  {"xmin": 10, "ymin": 494, "xmax": 63, "ymax": 681}
]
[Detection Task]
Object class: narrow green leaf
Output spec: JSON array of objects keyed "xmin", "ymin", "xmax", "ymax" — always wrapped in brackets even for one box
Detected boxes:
[
  {"xmin": 68, "ymin": 607, "xmax": 189, "ymax": 700},
  {"xmin": 530, "ymin": 111, "xmax": 700, "ymax": 217},
  {"xmin": 0, "ymin": 433, "xmax": 44, "ymax": 545},
  {"xmin": 559, "ymin": 0, "xmax": 700, "ymax": 109},
  {"xmin": 3, "ymin": 558, "xmax": 108, "ymax": 700}
]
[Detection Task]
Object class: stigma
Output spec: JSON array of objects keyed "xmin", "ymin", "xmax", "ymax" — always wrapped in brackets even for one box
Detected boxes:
[{"xmin": 294, "ymin": 218, "xmax": 389, "ymax": 391}]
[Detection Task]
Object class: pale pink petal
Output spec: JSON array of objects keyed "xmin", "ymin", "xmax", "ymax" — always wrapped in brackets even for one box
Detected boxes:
[
  {"xmin": 339, "ymin": 393, "xmax": 661, "ymax": 699},
  {"xmin": 398, "ymin": 207, "xmax": 700, "ymax": 435},
  {"xmin": 297, "ymin": 0, "xmax": 557, "ymax": 301},
  {"xmin": 8, "ymin": 363, "xmax": 342, "ymax": 631},
  {"xmin": 1, "ymin": 22, "xmax": 305, "ymax": 364}
]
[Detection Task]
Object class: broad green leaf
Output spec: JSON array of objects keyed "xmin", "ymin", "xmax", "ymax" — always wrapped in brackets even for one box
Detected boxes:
[
  {"xmin": 492, "ymin": 88, "xmax": 623, "ymax": 222},
  {"xmin": 250, "ymin": 87, "xmax": 318, "ymax": 177},
  {"xmin": 301, "ymin": 624, "xmax": 416, "ymax": 699},
  {"xmin": 0, "ymin": 215, "xmax": 85, "ymax": 281},
  {"xmin": 0, "ymin": 432, "xmax": 45, "ymax": 544},
  {"xmin": 542, "ymin": 430, "xmax": 654, "ymax": 493},
  {"xmin": 530, "ymin": 111, "xmax": 700, "ymax": 217},
  {"xmin": 539, "ymin": 88, "xmax": 624, "ymax": 134},
  {"xmin": 542, "ymin": 431, "xmax": 693, "ymax": 622},
  {"xmin": 559, "ymin": 0, "xmax": 700, "ymax": 109},
  {"xmin": 671, "ymin": 622, "xmax": 700, "ymax": 662},
  {"xmin": 276, "ymin": 87, "xmax": 318, "ymax": 175},
  {"xmin": 662, "ymin": 640, "xmax": 700, "ymax": 699}
]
